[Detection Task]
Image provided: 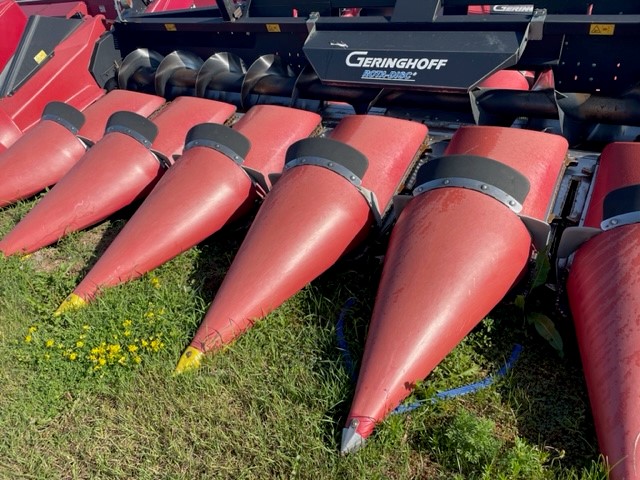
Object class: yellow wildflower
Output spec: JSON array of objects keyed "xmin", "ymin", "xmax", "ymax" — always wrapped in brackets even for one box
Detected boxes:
[
  {"xmin": 82, "ymin": 325, "xmax": 90, "ymax": 331},
  {"xmin": 98, "ymin": 358, "xmax": 106, "ymax": 366},
  {"xmin": 76, "ymin": 341, "xmax": 84, "ymax": 348},
  {"xmin": 28, "ymin": 326, "xmax": 37, "ymax": 333},
  {"xmin": 140, "ymin": 339, "xmax": 149, "ymax": 348},
  {"xmin": 69, "ymin": 353, "xmax": 78, "ymax": 361},
  {"xmin": 145, "ymin": 311, "xmax": 154, "ymax": 318},
  {"xmin": 150, "ymin": 339, "xmax": 163, "ymax": 351},
  {"xmin": 118, "ymin": 356, "xmax": 127, "ymax": 365},
  {"xmin": 150, "ymin": 277, "xmax": 160, "ymax": 288},
  {"xmin": 45, "ymin": 339, "xmax": 55, "ymax": 348},
  {"xmin": 24, "ymin": 335, "xmax": 32, "ymax": 343},
  {"xmin": 123, "ymin": 330, "xmax": 131, "ymax": 337},
  {"xmin": 122, "ymin": 319, "xmax": 132, "ymax": 328},
  {"xmin": 128, "ymin": 344, "xmax": 138, "ymax": 353},
  {"xmin": 107, "ymin": 344, "xmax": 121, "ymax": 355},
  {"xmin": 133, "ymin": 356, "xmax": 142, "ymax": 364}
]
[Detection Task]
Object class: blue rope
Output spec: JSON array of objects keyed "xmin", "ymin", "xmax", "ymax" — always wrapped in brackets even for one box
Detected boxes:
[
  {"xmin": 336, "ymin": 298, "xmax": 523, "ymax": 415},
  {"xmin": 392, "ymin": 343, "xmax": 523, "ymax": 414}
]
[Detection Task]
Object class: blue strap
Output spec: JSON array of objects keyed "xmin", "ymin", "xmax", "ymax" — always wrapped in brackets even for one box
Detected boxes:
[
  {"xmin": 392, "ymin": 343, "xmax": 522, "ymax": 414},
  {"xmin": 336, "ymin": 298, "xmax": 523, "ymax": 415}
]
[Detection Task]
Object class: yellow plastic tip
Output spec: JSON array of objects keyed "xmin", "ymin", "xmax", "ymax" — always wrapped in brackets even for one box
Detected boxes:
[
  {"xmin": 174, "ymin": 346, "xmax": 204, "ymax": 375},
  {"xmin": 53, "ymin": 293, "xmax": 87, "ymax": 317}
]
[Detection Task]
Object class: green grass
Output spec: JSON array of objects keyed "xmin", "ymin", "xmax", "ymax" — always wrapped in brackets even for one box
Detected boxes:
[{"xmin": 0, "ymin": 200, "xmax": 608, "ymax": 479}]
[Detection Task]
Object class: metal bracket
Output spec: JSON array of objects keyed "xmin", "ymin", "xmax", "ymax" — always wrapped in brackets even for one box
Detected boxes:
[
  {"xmin": 41, "ymin": 101, "xmax": 85, "ymax": 136},
  {"xmin": 215, "ymin": 0, "xmax": 246, "ymax": 21},
  {"xmin": 395, "ymin": 193, "xmax": 550, "ymax": 251},
  {"xmin": 557, "ymin": 226, "xmax": 601, "ymax": 258},
  {"xmin": 306, "ymin": 11, "xmax": 319, "ymax": 35},
  {"xmin": 184, "ymin": 123, "xmax": 250, "ymax": 166},
  {"xmin": 284, "ymin": 137, "xmax": 382, "ymax": 223},
  {"xmin": 413, "ymin": 177, "xmax": 524, "ymax": 213},
  {"xmin": 528, "ymin": 8, "xmax": 547, "ymax": 41},
  {"xmin": 601, "ymin": 184, "xmax": 640, "ymax": 230},
  {"xmin": 105, "ymin": 111, "xmax": 158, "ymax": 149},
  {"xmin": 285, "ymin": 156, "xmax": 362, "ymax": 187},
  {"xmin": 412, "ymin": 154, "xmax": 530, "ymax": 214}
]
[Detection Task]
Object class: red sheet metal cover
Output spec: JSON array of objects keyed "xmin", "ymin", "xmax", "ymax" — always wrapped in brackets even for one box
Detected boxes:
[
  {"xmin": 79, "ymin": 90, "xmax": 166, "ymax": 143},
  {"xmin": 582, "ymin": 142, "xmax": 640, "ymax": 228},
  {"xmin": 0, "ymin": 15, "xmax": 105, "ymax": 133},
  {"xmin": 182, "ymin": 116, "xmax": 427, "ymax": 367},
  {"xmin": 568, "ymin": 142, "xmax": 640, "ymax": 480},
  {"xmin": 445, "ymin": 126, "xmax": 567, "ymax": 220},
  {"xmin": 0, "ymin": 0, "xmax": 26, "ymax": 71},
  {"xmin": 0, "ymin": 107, "xmax": 23, "ymax": 151},
  {"xmin": 19, "ymin": 1, "xmax": 88, "ymax": 17},
  {"xmin": 0, "ymin": 91, "xmax": 166, "ymax": 207},
  {"xmin": 149, "ymin": 96, "xmax": 236, "ymax": 162},
  {"xmin": 343, "ymin": 126, "xmax": 568, "ymax": 451},
  {"xmin": 60, "ymin": 105, "xmax": 321, "ymax": 308}
]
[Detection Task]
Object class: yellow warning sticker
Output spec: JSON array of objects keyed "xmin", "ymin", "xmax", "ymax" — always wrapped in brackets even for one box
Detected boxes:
[
  {"xmin": 266, "ymin": 23, "xmax": 281, "ymax": 33},
  {"xmin": 589, "ymin": 23, "xmax": 615, "ymax": 35},
  {"xmin": 33, "ymin": 50, "xmax": 47, "ymax": 64},
  {"xmin": 164, "ymin": 23, "xmax": 177, "ymax": 31}
]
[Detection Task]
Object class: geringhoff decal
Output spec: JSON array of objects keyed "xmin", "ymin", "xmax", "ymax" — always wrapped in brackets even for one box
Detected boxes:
[
  {"xmin": 491, "ymin": 5, "xmax": 534, "ymax": 13},
  {"xmin": 345, "ymin": 51, "xmax": 448, "ymax": 82}
]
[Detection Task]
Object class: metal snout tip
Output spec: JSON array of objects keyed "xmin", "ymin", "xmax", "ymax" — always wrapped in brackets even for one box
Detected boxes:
[
  {"xmin": 174, "ymin": 346, "xmax": 204, "ymax": 375},
  {"xmin": 53, "ymin": 293, "xmax": 87, "ymax": 317},
  {"xmin": 340, "ymin": 421, "xmax": 366, "ymax": 455}
]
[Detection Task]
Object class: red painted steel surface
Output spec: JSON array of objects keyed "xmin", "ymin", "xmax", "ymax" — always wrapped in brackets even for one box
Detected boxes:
[
  {"xmin": 0, "ymin": 91, "xmax": 165, "ymax": 208},
  {"xmin": 69, "ymin": 105, "xmax": 320, "ymax": 301},
  {"xmin": 478, "ymin": 70, "xmax": 529, "ymax": 90},
  {"xmin": 0, "ymin": 119, "xmax": 87, "ymax": 208},
  {"xmin": 144, "ymin": 0, "xmax": 214, "ymax": 13},
  {"xmin": 567, "ymin": 143, "xmax": 640, "ymax": 480},
  {"xmin": 0, "ymin": 0, "xmax": 26, "ymax": 71},
  {"xmin": 0, "ymin": 108, "xmax": 23, "ymax": 151},
  {"xmin": 149, "ymin": 96, "xmax": 236, "ymax": 161},
  {"xmin": 78, "ymin": 90, "xmax": 166, "ymax": 142},
  {"xmin": 0, "ymin": 99, "xmax": 234, "ymax": 255},
  {"xmin": 189, "ymin": 115, "xmax": 427, "ymax": 353},
  {"xmin": 19, "ymin": 1, "xmax": 88, "ymax": 17},
  {"xmin": 0, "ymin": 14, "xmax": 105, "ymax": 140},
  {"xmin": 0, "ymin": 133, "xmax": 160, "ymax": 255},
  {"xmin": 582, "ymin": 142, "xmax": 640, "ymax": 228},
  {"xmin": 17, "ymin": 0, "xmax": 118, "ymax": 18},
  {"xmin": 345, "ymin": 126, "xmax": 568, "ymax": 442}
]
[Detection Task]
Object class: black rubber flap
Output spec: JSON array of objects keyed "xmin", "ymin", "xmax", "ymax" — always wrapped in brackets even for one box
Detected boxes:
[
  {"xmin": 42, "ymin": 101, "xmax": 85, "ymax": 134},
  {"xmin": 285, "ymin": 137, "xmax": 369, "ymax": 180},
  {"xmin": 105, "ymin": 111, "xmax": 158, "ymax": 147},
  {"xmin": 185, "ymin": 123, "xmax": 251, "ymax": 161},
  {"xmin": 602, "ymin": 184, "xmax": 640, "ymax": 221},
  {"xmin": 415, "ymin": 154, "xmax": 530, "ymax": 205},
  {"xmin": 0, "ymin": 16, "xmax": 81, "ymax": 96}
]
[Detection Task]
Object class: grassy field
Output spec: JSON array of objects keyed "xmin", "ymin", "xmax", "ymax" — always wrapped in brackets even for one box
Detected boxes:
[{"xmin": 0, "ymin": 196, "xmax": 608, "ymax": 479}]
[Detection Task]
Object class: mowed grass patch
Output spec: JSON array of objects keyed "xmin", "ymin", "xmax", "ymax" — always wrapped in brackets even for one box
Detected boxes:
[{"xmin": 0, "ymin": 201, "xmax": 608, "ymax": 479}]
